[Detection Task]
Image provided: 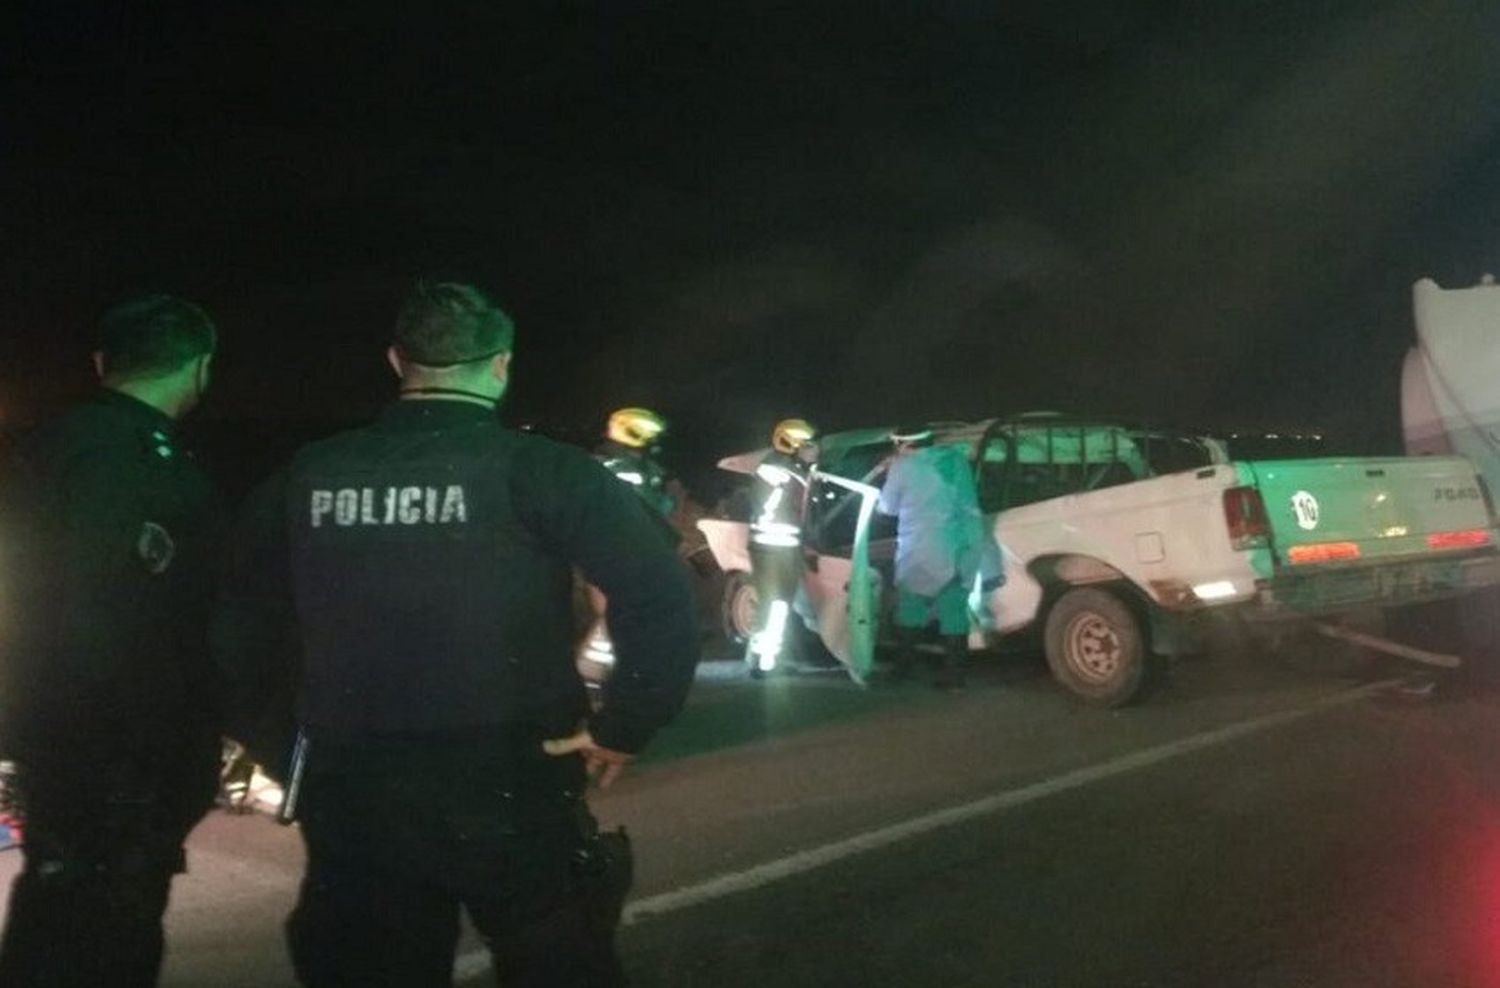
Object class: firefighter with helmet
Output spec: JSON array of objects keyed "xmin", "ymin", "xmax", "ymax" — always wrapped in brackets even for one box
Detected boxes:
[
  {"xmin": 596, "ymin": 407, "xmax": 673, "ymax": 517},
  {"xmin": 745, "ymin": 418, "xmax": 819, "ymax": 675},
  {"xmin": 583, "ymin": 408, "xmax": 678, "ymax": 681}
]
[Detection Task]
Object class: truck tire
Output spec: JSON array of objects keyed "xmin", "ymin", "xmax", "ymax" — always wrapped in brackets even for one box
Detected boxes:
[
  {"xmin": 720, "ymin": 570, "xmax": 758, "ymax": 646},
  {"xmin": 1044, "ymin": 587, "xmax": 1156, "ymax": 706}
]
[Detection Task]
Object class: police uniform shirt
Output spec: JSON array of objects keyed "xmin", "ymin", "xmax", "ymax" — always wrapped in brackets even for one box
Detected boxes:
[
  {"xmin": 216, "ymin": 400, "xmax": 698, "ymax": 754},
  {"xmin": 2, "ymin": 389, "xmax": 224, "ymax": 767}
]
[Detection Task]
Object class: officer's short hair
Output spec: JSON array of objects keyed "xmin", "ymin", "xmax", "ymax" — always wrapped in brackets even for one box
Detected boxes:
[
  {"xmin": 393, "ymin": 282, "xmax": 515, "ymax": 367},
  {"xmin": 97, "ymin": 295, "xmax": 217, "ymax": 379}
]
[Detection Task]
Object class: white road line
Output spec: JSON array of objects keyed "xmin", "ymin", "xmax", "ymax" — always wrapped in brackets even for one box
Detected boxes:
[{"xmin": 453, "ymin": 678, "xmax": 1400, "ymax": 979}]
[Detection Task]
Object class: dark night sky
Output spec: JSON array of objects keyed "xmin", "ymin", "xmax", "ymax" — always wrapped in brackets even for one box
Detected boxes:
[{"xmin": 6, "ymin": 1, "xmax": 1500, "ymax": 479}]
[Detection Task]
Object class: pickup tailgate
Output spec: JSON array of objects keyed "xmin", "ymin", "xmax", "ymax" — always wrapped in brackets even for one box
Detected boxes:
[{"xmin": 1245, "ymin": 456, "xmax": 1495, "ymax": 565}]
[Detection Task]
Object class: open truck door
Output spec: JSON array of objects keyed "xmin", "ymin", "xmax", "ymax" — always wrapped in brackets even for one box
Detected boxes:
[{"xmin": 801, "ymin": 469, "xmax": 882, "ymax": 684}]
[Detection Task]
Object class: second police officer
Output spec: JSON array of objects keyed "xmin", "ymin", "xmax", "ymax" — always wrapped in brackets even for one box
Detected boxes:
[
  {"xmin": 213, "ymin": 282, "xmax": 699, "ymax": 987},
  {"xmin": 0, "ymin": 296, "xmax": 225, "ymax": 987}
]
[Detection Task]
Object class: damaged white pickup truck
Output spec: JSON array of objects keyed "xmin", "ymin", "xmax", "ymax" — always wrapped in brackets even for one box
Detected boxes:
[{"xmin": 700, "ymin": 414, "xmax": 1500, "ymax": 705}]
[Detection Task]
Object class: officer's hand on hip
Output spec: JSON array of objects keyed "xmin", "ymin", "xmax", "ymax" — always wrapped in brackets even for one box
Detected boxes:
[{"xmin": 543, "ymin": 728, "xmax": 633, "ymax": 790}]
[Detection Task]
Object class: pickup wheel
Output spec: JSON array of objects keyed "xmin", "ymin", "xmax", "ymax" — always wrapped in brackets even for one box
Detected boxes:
[
  {"xmin": 720, "ymin": 570, "xmax": 758, "ymax": 646},
  {"xmin": 1044, "ymin": 587, "xmax": 1156, "ymax": 706}
]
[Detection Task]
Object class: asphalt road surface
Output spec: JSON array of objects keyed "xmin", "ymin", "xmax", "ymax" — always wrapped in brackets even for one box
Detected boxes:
[{"xmin": 3, "ymin": 645, "xmax": 1498, "ymax": 987}]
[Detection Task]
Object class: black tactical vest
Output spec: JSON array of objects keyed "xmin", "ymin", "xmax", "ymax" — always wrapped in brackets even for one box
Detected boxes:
[{"xmin": 285, "ymin": 406, "xmax": 582, "ymax": 738}]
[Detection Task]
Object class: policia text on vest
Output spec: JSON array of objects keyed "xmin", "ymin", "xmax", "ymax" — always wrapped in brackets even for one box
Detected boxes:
[{"xmin": 309, "ymin": 484, "xmax": 467, "ymax": 527}]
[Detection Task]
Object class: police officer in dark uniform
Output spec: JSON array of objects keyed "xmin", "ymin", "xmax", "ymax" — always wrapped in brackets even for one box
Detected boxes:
[
  {"xmin": 213, "ymin": 282, "xmax": 698, "ymax": 987},
  {"xmin": 0, "ymin": 296, "xmax": 224, "ymax": 987}
]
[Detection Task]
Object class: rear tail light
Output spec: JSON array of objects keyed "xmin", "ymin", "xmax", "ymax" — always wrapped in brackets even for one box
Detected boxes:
[
  {"xmin": 1288, "ymin": 541, "xmax": 1362, "ymax": 564},
  {"xmin": 1223, "ymin": 486, "xmax": 1270, "ymax": 550},
  {"xmin": 1426, "ymin": 529, "xmax": 1493, "ymax": 550}
]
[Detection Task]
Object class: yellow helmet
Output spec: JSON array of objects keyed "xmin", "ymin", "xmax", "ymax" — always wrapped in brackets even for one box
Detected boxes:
[
  {"xmin": 772, "ymin": 417, "xmax": 817, "ymax": 455},
  {"xmin": 607, "ymin": 407, "xmax": 666, "ymax": 449}
]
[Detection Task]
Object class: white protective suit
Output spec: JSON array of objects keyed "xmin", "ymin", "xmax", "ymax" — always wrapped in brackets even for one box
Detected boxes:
[{"xmin": 878, "ymin": 443, "xmax": 1002, "ymax": 597}]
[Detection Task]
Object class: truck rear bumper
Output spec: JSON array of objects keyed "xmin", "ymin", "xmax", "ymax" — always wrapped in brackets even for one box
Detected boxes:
[{"xmin": 1252, "ymin": 550, "xmax": 1500, "ymax": 618}]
